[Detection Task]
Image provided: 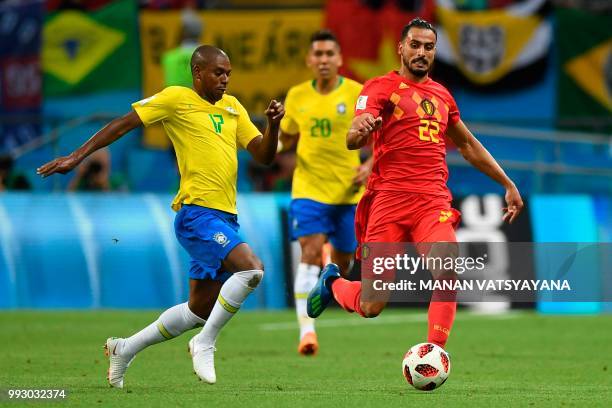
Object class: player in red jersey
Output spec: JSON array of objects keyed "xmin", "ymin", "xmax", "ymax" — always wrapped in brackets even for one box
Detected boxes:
[{"xmin": 307, "ymin": 18, "xmax": 524, "ymax": 349}]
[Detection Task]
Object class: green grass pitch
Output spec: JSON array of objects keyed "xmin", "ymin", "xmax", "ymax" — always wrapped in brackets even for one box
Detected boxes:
[{"xmin": 1, "ymin": 309, "xmax": 611, "ymax": 407}]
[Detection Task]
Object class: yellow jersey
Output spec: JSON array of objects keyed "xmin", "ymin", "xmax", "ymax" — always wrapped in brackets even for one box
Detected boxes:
[
  {"xmin": 132, "ymin": 86, "xmax": 260, "ymax": 214},
  {"xmin": 281, "ymin": 77, "xmax": 363, "ymax": 205}
]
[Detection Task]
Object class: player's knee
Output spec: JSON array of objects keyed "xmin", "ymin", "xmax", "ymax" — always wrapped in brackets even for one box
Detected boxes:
[
  {"xmin": 426, "ymin": 242, "xmax": 458, "ymax": 261},
  {"xmin": 235, "ymin": 268, "xmax": 264, "ymax": 289},
  {"xmin": 249, "ymin": 269, "xmax": 264, "ymax": 288},
  {"xmin": 426, "ymin": 242, "xmax": 459, "ymax": 279},
  {"xmin": 360, "ymin": 302, "xmax": 384, "ymax": 318},
  {"xmin": 241, "ymin": 253, "xmax": 264, "ymax": 272},
  {"xmin": 301, "ymin": 244, "xmax": 322, "ymax": 265}
]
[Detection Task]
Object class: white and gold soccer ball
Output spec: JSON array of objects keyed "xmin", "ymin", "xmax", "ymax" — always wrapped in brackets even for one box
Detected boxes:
[{"xmin": 402, "ymin": 342, "xmax": 451, "ymax": 391}]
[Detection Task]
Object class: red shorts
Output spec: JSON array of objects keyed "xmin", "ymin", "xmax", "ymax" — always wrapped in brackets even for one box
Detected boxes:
[{"xmin": 355, "ymin": 190, "xmax": 461, "ymax": 260}]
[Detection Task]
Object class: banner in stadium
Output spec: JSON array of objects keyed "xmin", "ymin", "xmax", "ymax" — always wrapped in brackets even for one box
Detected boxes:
[
  {"xmin": 324, "ymin": 0, "xmax": 435, "ymax": 83},
  {"xmin": 453, "ymin": 195, "xmax": 534, "ymax": 308},
  {"xmin": 434, "ymin": 0, "xmax": 551, "ymax": 89},
  {"xmin": 556, "ymin": 8, "xmax": 612, "ymax": 130},
  {"xmin": 42, "ymin": 0, "xmax": 140, "ymax": 97},
  {"xmin": 0, "ymin": 193, "xmax": 289, "ymax": 309},
  {"xmin": 139, "ymin": 10, "xmax": 321, "ymax": 148},
  {"xmin": 0, "ymin": 0, "xmax": 43, "ymax": 153}
]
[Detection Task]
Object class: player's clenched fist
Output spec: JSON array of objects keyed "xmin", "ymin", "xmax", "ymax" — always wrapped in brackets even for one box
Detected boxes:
[
  {"xmin": 355, "ymin": 114, "xmax": 383, "ymax": 135},
  {"xmin": 347, "ymin": 113, "xmax": 383, "ymax": 149},
  {"xmin": 265, "ymin": 99, "xmax": 285, "ymax": 123}
]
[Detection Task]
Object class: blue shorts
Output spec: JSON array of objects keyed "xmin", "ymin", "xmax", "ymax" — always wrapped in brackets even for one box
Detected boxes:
[
  {"xmin": 289, "ymin": 199, "xmax": 357, "ymax": 253},
  {"xmin": 174, "ymin": 205, "xmax": 244, "ymax": 281}
]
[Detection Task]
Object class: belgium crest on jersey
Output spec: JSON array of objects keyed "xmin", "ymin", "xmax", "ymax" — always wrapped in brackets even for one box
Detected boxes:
[{"xmin": 420, "ymin": 99, "xmax": 436, "ymax": 116}]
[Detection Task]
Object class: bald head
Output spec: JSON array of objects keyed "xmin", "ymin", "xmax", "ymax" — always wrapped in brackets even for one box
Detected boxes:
[
  {"xmin": 190, "ymin": 45, "xmax": 231, "ymax": 103},
  {"xmin": 191, "ymin": 45, "xmax": 228, "ymax": 71}
]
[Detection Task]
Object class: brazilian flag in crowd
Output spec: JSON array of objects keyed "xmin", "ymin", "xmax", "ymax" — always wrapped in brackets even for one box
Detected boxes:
[
  {"xmin": 43, "ymin": 0, "xmax": 140, "ymax": 96},
  {"xmin": 557, "ymin": 8, "xmax": 611, "ymax": 131}
]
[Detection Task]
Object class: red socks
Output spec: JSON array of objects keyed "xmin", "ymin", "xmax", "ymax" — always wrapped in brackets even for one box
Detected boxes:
[
  {"xmin": 331, "ymin": 278, "xmax": 366, "ymax": 317},
  {"xmin": 427, "ymin": 287, "xmax": 457, "ymax": 348},
  {"xmin": 332, "ymin": 277, "xmax": 457, "ymax": 348}
]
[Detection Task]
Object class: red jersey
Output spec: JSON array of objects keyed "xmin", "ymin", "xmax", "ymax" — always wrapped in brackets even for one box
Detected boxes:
[{"xmin": 355, "ymin": 71, "xmax": 460, "ymax": 199}]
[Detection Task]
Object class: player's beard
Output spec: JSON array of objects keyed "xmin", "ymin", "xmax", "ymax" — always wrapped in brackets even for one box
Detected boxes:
[{"xmin": 404, "ymin": 56, "xmax": 431, "ymax": 78}]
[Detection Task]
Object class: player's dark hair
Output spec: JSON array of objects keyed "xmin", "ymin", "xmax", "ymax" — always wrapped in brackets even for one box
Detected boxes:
[
  {"xmin": 310, "ymin": 29, "xmax": 339, "ymax": 47},
  {"xmin": 401, "ymin": 17, "xmax": 437, "ymax": 41}
]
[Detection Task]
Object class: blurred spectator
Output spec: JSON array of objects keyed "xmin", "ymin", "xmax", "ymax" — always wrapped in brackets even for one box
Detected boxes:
[
  {"xmin": 0, "ymin": 155, "xmax": 31, "ymax": 192},
  {"xmin": 552, "ymin": 0, "xmax": 612, "ymax": 12},
  {"xmin": 270, "ymin": 151, "xmax": 295, "ymax": 191},
  {"xmin": 68, "ymin": 148, "xmax": 111, "ymax": 191},
  {"xmin": 162, "ymin": 6, "xmax": 204, "ymax": 87},
  {"xmin": 362, "ymin": 0, "xmax": 439, "ymax": 11},
  {"xmin": 47, "ymin": 0, "xmax": 112, "ymax": 11},
  {"xmin": 141, "ymin": 0, "xmax": 210, "ymax": 10},
  {"xmin": 248, "ymin": 150, "xmax": 295, "ymax": 192}
]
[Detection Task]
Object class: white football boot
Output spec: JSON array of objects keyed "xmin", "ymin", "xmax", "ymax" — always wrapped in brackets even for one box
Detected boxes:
[
  {"xmin": 104, "ymin": 337, "xmax": 135, "ymax": 389},
  {"xmin": 188, "ymin": 337, "xmax": 216, "ymax": 384}
]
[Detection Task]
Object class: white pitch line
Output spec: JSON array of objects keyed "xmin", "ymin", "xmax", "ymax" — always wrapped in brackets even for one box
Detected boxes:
[{"xmin": 259, "ymin": 312, "xmax": 520, "ymax": 331}]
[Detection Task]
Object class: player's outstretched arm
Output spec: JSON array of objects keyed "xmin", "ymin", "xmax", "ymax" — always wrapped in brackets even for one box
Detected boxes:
[
  {"xmin": 247, "ymin": 100, "xmax": 284, "ymax": 165},
  {"xmin": 37, "ymin": 111, "xmax": 142, "ymax": 178},
  {"xmin": 346, "ymin": 113, "xmax": 382, "ymax": 150},
  {"xmin": 447, "ymin": 120, "xmax": 524, "ymax": 224}
]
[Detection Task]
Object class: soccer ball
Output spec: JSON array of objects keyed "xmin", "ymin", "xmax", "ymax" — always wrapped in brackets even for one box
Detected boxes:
[{"xmin": 402, "ymin": 343, "xmax": 451, "ymax": 391}]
